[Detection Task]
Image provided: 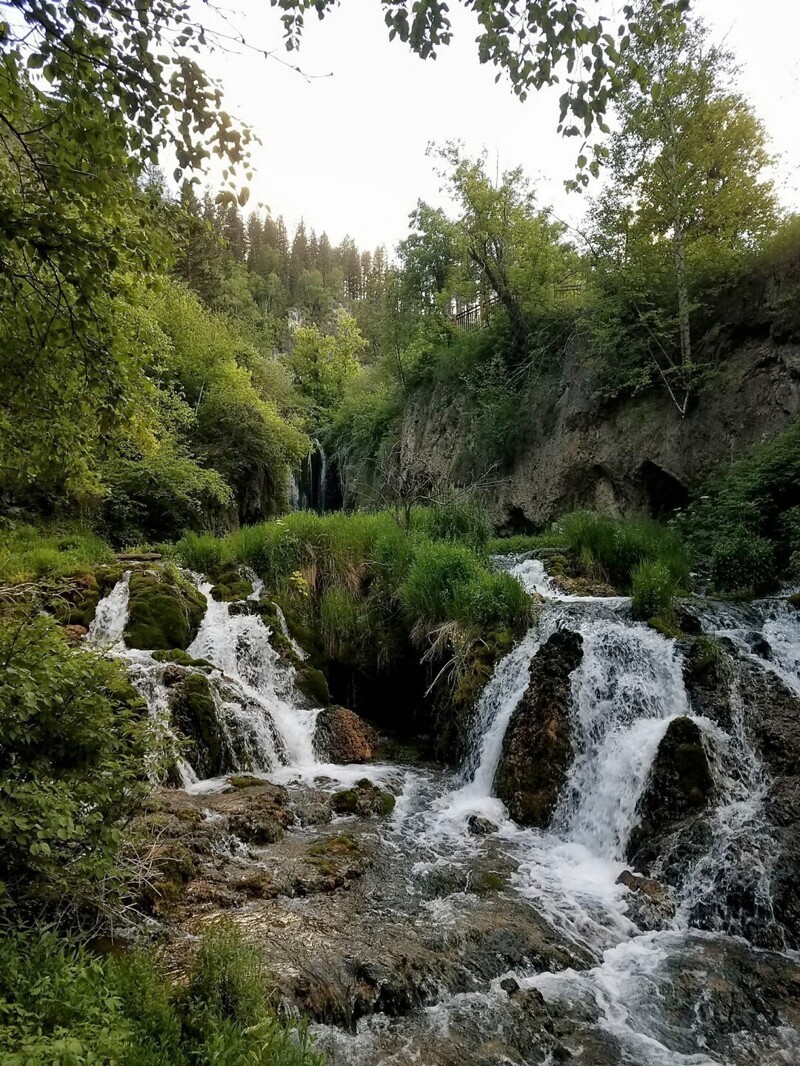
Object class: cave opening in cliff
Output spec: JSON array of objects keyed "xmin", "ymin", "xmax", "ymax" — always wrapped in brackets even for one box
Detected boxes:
[{"xmin": 640, "ymin": 460, "xmax": 689, "ymax": 519}]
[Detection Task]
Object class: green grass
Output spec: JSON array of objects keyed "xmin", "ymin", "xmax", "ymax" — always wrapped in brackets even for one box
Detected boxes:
[
  {"xmin": 0, "ymin": 925, "xmax": 322, "ymax": 1066},
  {"xmin": 0, "ymin": 524, "xmax": 115, "ymax": 585},
  {"xmin": 174, "ymin": 506, "xmax": 531, "ymax": 669}
]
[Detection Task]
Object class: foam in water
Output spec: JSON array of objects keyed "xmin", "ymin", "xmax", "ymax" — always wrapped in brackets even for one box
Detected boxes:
[
  {"xmin": 552, "ymin": 620, "xmax": 690, "ymax": 857},
  {"xmin": 87, "ymin": 570, "xmax": 130, "ymax": 645},
  {"xmin": 188, "ymin": 581, "xmax": 320, "ymax": 772}
]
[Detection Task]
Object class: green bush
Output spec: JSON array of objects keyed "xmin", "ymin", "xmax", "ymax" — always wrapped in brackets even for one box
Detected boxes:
[
  {"xmin": 631, "ymin": 561, "xmax": 679, "ymax": 621},
  {"xmin": 0, "ymin": 926, "xmax": 322, "ymax": 1066},
  {"xmin": 0, "ymin": 525, "xmax": 115, "ymax": 585},
  {"xmin": 0, "ymin": 615, "xmax": 148, "ymax": 917},
  {"xmin": 684, "ymin": 420, "xmax": 800, "ymax": 593}
]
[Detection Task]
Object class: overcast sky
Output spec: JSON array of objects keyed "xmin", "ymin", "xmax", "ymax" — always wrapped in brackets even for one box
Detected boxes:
[{"xmin": 194, "ymin": 0, "xmax": 800, "ymax": 251}]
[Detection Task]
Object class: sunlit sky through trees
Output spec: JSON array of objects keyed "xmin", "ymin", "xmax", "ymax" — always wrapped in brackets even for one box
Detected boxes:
[{"xmin": 192, "ymin": 0, "xmax": 800, "ymax": 250}]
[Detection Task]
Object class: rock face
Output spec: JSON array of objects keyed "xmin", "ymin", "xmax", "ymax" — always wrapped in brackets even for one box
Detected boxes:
[
  {"xmin": 314, "ymin": 706, "xmax": 379, "ymax": 763},
  {"xmin": 627, "ymin": 716, "xmax": 714, "ymax": 870},
  {"xmin": 737, "ymin": 662, "xmax": 800, "ymax": 946},
  {"xmin": 348, "ymin": 340, "xmax": 800, "ymax": 526},
  {"xmin": 168, "ymin": 673, "xmax": 226, "ymax": 779},
  {"xmin": 494, "ymin": 630, "xmax": 583, "ymax": 827}
]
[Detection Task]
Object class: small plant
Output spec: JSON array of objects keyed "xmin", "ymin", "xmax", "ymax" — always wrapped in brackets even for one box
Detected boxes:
[{"xmin": 631, "ymin": 561, "xmax": 678, "ymax": 621}]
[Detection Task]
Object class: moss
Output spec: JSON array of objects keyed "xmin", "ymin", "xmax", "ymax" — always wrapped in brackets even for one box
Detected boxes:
[
  {"xmin": 228, "ymin": 775, "xmax": 264, "ymax": 790},
  {"xmin": 308, "ymin": 833, "xmax": 360, "ymax": 859},
  {"xmin": 209, "ymin": 566, "xmax": 254, "ymax": 602},
  {"xmin": 152, "ymin": 649, "xmax": 213, "ymax": 669},
  {"xmin": 124, "ymin": 569, "xmax": 206, "ymax": 651},
  {"xmin": 647, "ymin": 615, "xmax": 681, "ymax": 639},
  {"xmin": 168, "ymin": 673, "xmax": 224, "ymax": 778},
  {"xmin": 295, "ymin": 665, "xmax": 330, "ymax": 706},
  {"xmin": 330, "ymin": 781, "xmax": 395, "ymax": 817}
]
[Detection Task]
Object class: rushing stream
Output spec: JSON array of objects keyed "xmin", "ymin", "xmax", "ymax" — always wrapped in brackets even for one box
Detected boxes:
[{"xmin": 89, "ymin": 560, "xmax": 800, "ymax": 1064}]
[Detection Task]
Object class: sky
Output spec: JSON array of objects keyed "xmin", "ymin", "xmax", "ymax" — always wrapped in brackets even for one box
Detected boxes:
[{"xmin": 193, "ymin": 0, "xmax": 800, "ymax": 252}]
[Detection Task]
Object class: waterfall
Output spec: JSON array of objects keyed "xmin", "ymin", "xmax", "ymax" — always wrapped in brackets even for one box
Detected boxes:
[
  {"xmin": 315, "ymin": 437, "xmax": 328, "ymax": 512},
  {"xmin": 187, "ymin": 582, "xmax": 320, "ymax": 772},
  {"xmin": 87, "ymin": 570, "xmax": 131, "ymax": 645},
  {"xmin": 552, "ymin": 620, "xmax": 690, "ymax": 858}
]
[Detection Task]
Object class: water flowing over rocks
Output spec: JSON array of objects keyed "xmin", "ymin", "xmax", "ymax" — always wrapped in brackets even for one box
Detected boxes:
[
  {"xmin": 494, "ymin": 629, "xmax": 583, "ymax": 826},
  {"xmin": 87, "ymin": 561, "xmax": 800, "ymax": 1064},
  {"xmin": 626, "ymin": 715, "xmax": 715, "ymax": 871}
]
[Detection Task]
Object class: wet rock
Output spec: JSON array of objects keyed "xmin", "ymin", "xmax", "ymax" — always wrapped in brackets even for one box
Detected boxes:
[
  {"xmin": 331, "ymin": 779, "xmax": 395, "ymax": 818},
  {"xmin": 681, "ymin": 635, "xmax": 734, "ymax": 727},
  {"xmin": 737, "ymin": 662, "xmax": 800, "ymax": 946},
  {"xmin": 124, "ymin": 569, "xmax": 206, "ymax": 650},
  {"xmin": 467, "ymin": 814, "xmax": 497, "ymax": 836},
  {"xmin": 494, "ymin": 630, "xmax": 583, "ymax": 827},
  {"xmin": 627, "ymin": 716, "xmax": 714, "ymax": 870},
  {"xmin": 500, "ymin": 976, "xmax": 520, "ymax": 995},
  {"xmin": 63, "ymin": 623, "xmax": 89, "ymax": 643},
  {"xmin": 314, "ymin": 706, "xmax": 379, "ymax": 763},
  {"xmin": 168, "ymin": 673, "xmax": 226, "ymax": 779},
  {"xmin": 616, "ymin": 869, "xmax": 676, "ymax": 930}
]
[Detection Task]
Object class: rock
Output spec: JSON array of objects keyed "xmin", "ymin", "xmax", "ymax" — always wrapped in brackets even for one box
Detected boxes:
[
  {"xmin": 467, "ymin": 815, "xmax": 497, "ymax": 836},
  {"xmin": 313, "ymin": 706, "xmax": 379, "ymax": 763},
  {"xmin": 681, "ymin": 636, "xmax": 733, "ymax": 727},
  {"xmin": 616, "ymin": 869, "xmax": 676, "ymax": 930},
  {"xmin": 209, "ymin": 566, "xmax": 254, "ymax": 603},
  {"xmin": 63, "ymin": 624, "xmax": 88, "ymax": 643},
  {"xmin": 500, "ymin": 977, "xmax": 520, "ymax": 995},
  {"xmin": 746, "ymin": 630, "xmax": 772, "ymax": 659},
  {"xmin": 494, "ymin": 630, "xmax": 583, "ymax": 827},
  {"xmin": 627, "ymin": 716, "xmax": 714, "ymax": 869},
  {"xmin": 168, "ymin": 673, "xmax": 226, "ymax": 778},
  {"xmin": 331, "ymin": 779, "xmax": 395, "ymax": 818},
  {"xmin": 152, "ymin": 648, "xmax": 213, "ymax": 669},
  {"xmin": 124, "ymin": 569, "xmax": 206, "ymax": 650},
  {"xmin": 295, "ymin": 664, "xmax": 330, "ymax": 706}
]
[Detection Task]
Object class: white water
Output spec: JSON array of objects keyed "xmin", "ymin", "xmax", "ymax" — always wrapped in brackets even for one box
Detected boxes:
[
  {"xmin": 188, "ymin": 581, "xmax": 320, "ymax": 772},
  {"xmin": 87, "ymin": 570, "xmax": 130, "ymax": 645},
  {"xmin": 88, "ymin": 557, "xmax": 800, "ymax": 1063}
]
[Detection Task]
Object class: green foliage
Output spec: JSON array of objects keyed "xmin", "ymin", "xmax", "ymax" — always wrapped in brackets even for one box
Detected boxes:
[
  {"xmin": 0, "ymin": 615, "xmax": 148, "ymax": 917},
  {"xmin": 0, "ymin": 526, "xmax": 114, "ymax": 585},
  {"xmin": 287, "ymin": 311, "xmax": 367, "ymax": 417},
  {"xmin": 683, "ymin": 421, "xmax": 800, "ymax": 593},
  {"xmin": 553, "ymin": 510, "xmax": 690, "ymax": 590},
  {"xmin": 400, "ymin": 542, "xmax": 531, "ymax": 631},
  {"xmin": 0, "ymin": 926, "xmax": 322, "ymax": 1066},
  {"xmin": 631, "ymin": 561, "xmax": 679, "ymax": 621}
]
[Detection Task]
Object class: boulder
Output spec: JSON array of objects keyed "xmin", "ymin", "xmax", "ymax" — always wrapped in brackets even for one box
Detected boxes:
[
  {"xmin": 331, "ymin": 779, "xmax": 396, "ymax": 818},
  {"xmin": 168, "ymin": 673, "xmax": 226, "ymax": 779},
  {"xmin": 494, "ymin": 630, "xmax": 583, "ymax": 827},
  {"xmin": 616, "ymin": 869, "xmax": 676, "ymax": 930},
  {"xmin": 680, "ymin": 636, "xmax": 733, "ymax": 728},
  {"xmin": 627, "ymin": 716, "xmax": 714, "ymax": 869},
  {"xmin": 313, "ymin": 706, "xmax": 379, "ymax": 763},
  {"xmin": 124, "ymin": 569, "xmax": 206, "ymax": 651}
]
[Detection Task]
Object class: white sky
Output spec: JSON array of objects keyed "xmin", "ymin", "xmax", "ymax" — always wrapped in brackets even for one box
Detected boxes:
[{"xmin": 193, "ymin": 0, "xmax": 800, "ymax": 251}]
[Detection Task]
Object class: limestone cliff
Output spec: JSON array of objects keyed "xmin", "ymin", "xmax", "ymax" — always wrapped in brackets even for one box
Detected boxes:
[{"xmin": 387, "ymin": 339, "xmax": 800, "ymax": 527}]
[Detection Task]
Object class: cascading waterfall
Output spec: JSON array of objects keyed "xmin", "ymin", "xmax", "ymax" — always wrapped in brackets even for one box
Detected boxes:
[
  {"xmin": 187, "ymin": 581, "xmax": 320, "ymax": 773},
  {"xmin": 552, "ymin": 619, "xmax": 690, "ymax": 857},
  {"xmin": 87, "ymin": 570, "xmax": 131, "ymax": 644}
]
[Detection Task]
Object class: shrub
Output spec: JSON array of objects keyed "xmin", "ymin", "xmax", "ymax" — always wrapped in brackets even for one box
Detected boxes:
[
  {"xmin": 684, "ymin": 420, "xmax": 800, "ymax": 592},
  {"xmin": 0, "ymin": 926, "xmax": 322, "ymax": 1066},
  {"xmin": 0, "ymin": 615, "xmax": 148, "ymax": 917},
  {"xmin": 0, "ymin": 525, "xmax": 114, "ymax": 585},
  {"xmin": 631, "ymin": 561, "xmax": 679, "ymax": 621}
]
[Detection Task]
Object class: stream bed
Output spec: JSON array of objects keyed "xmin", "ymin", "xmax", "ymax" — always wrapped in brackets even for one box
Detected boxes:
[{"xmin": 90, "ymin": 561, "xmax": 800, "ymax": 1065}]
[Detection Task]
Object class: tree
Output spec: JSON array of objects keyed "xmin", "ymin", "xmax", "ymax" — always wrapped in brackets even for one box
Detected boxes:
[
  {"xmin": 589, "ymin": 3, "xmax": 777, "ymax": 412},
  {"xmin": 287, "ymin": 311, "xmax": 367, "ymax": 416},
  {"xmin": 272, "ymin": 0, "xmax": 690, "ymax": 183}
]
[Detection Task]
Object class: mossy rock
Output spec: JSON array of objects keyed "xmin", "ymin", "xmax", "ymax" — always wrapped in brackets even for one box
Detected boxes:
[
  {"xmin": 647, "ymin": 616, "xmax": 681, "ymax": 639},
  {"xmin": 168, "ymin": 673, "xmax": 224, "ymax": 779},
  {"xmin": 124, "ymin": 569, "xmax": 206, "ymax": 651},
  {"xmin": 228, "ymin": 774, "xmax": 264, "ymax": 790},
  {"xmin": 152, "ymin": 649, "xmax": 213, "ymax": 669},
  {"xmin": 49, "ymin": 566, "xmax": 124, "ymax": 628},
  {"xmin": 210, "ymin": 566, "xmax": 254, "ymax": 603},
  {"xmin": 295, "ymin": 665, "xmax": 330, "ymax": 706},
  {"xmin": 330, "ymin": 780, "xmax": 395, "ymax": 818}
]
